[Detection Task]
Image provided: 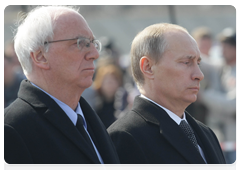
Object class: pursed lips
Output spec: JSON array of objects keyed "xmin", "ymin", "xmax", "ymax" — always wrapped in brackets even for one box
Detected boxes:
[
  {"xmin": 189, "ymin": 86, "xmax": 200, "ymax": 91},
  {"xmin": 83, "ymin": 68, "xmax": 95, "ymax": 70},
  {"xmin": 82, "ymin": 67, "xmax": 95, "ymax": 72}
]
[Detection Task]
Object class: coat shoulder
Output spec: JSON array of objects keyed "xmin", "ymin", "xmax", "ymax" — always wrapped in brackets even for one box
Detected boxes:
[
  {"xmin": 108, "ymin": 110, "xmax": 147, "ymax": 134},
  {"xmin": 5, "ymin": 98, "xmax": 45, "ymax": 127},
  {"xmin": 194, "ymin": 118, "xmax": 216, "ymax": 137}
]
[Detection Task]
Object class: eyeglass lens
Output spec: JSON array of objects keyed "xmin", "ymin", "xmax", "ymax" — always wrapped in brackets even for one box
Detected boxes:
[{"xmin": 77, "ymin": 38, "xmax": 101, "ymax": 52}]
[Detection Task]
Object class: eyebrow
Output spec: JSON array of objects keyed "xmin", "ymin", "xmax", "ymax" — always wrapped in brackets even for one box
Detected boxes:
[{"xmin": 184, "ymin": 56, "xmax": 202, "ymax": 61}]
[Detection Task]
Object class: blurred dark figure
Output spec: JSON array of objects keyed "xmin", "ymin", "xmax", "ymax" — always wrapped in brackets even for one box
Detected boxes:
[
  {"xmin": 99, "ymin": 37, "xmax": 120, "ymax": 62},
  {"xmin": 117, "ymin": 54, "xmax": 141, "ymax": 119},
  {"xmin": 201, "ymin": 28, "xmax": 236, "ymax": 164},
  {"xmin": 4, "ymin": 42, "xmax": 25, "ymax": 108},
  {"xmin": 93, "ymin": 64, "xmax": 126, "ymax": 128}
]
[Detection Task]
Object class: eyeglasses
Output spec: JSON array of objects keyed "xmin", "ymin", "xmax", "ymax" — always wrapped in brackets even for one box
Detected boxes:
[{"xmin": 44, "ymin": 37, "xmax": 102, "ymax": 52}]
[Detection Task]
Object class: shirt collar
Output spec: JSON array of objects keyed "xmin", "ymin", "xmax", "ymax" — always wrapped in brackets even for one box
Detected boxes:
[
  {"xmin": 140, "ymin": 94, "xmax": 187, "ymax": 125},
  {"xmin": 30, "ymin": 82, "xmax": 86, "ymax": 126}
]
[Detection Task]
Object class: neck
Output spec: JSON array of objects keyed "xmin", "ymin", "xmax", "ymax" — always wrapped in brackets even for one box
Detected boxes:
[
  {"xmin": 28, "ymin": 75, "xmax": 83, "ymax": 110},
  {"xmin": 140, "ymin": 85, "xmax": 187, "ymax": 118},
  {"xmin": 45, "ymin": 83, "xmax": 83, "ymax": 110}
]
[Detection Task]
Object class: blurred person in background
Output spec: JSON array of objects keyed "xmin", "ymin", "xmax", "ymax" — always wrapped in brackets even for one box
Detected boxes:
[
  {"xmin": 4, "ymin": 6, "xmax": 120, "ymax": 164},
  {"xmin": 200, "ymin": 28, "xmax": 236, "ymax": 164},
  {"xmin": 99, "ymin": 36, "xmax": 121, "ymax": 63},
  {"xmin": 93, "ymin": 64, "xmax": 127, "ymax": 128},
  {"xmin": 117, "ymin": 54, "xmax": 141, "ymax": 119},
  {"xmin": 4, "ymin": 41, "xmax": 25, "ymax": 108},
  {"xmin": 82, "ymin": 37, "xmax": 121, "ymax": 109},
  {"xmin": 191, "ymin": 27, "xmax": 213, "ymax": 59},
  {"xmin": 4, "ymin": 41, "xmax": 23, "ymax": 70}
]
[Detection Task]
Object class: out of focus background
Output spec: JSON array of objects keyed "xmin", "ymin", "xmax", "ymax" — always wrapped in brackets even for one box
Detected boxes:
[{"xmin": 4, "ymin": 5, "xmax": 236, "ymax": 163}]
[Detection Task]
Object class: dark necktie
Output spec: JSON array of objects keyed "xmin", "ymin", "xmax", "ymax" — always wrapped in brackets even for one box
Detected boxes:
[
  {"xmin": 76, "ymin": 114, "xmax": 106, "ymax": 169},
  {"xmin": 76, "ymin": 114, "xmax": 96, "ymax": 152},
  {"xmin": 179, "ymin": 120, "xmax": 199, "ymax": 152}
]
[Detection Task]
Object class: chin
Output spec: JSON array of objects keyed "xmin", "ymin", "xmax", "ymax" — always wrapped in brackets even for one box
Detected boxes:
[
  {"xmin": 184, "ymin": 94, "xmax": 198, "ymax": 104},
  {"xmin": 79, "ymin": 78, "xmax": 93, "ymax": 89},
  {"xmin": 84, "ymin": 81, "xmax": 93, "ymax": 88},
  {"xmin": 190, "ymin": 96, "xmax": 198, "ymax": 103}
]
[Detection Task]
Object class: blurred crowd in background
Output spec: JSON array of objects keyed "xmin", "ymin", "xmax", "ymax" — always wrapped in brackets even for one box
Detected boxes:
[{"xmin": 4, "ymin": 5, "xmax": 236, "ymax": 163}]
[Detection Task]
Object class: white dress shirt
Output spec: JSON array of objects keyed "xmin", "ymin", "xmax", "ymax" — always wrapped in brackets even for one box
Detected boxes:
[
  {"xmin": 140, "ymin": 94, "xmax": 207, "ymax": 163},
  {"xmin": 31, "ymin": 82, "xmax": 104, "ymax": 164}
]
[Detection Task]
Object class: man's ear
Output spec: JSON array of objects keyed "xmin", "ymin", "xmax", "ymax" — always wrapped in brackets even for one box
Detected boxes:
[
  {"xmin": 30, "ymin": 50, "xmax": 50, "ymax": 70},
  {"xmin": 140, "ymin": 56, "xmax": 154, "ymax": 79}
]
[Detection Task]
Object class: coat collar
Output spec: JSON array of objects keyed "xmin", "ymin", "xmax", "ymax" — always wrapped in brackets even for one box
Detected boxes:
[
  {"xmin": 132, "ymin": 96, "xmax": 206, "ymax": 164},
  {"xmin": 18, "ymin": 80, "xmax": 100, "ymax": 163}
]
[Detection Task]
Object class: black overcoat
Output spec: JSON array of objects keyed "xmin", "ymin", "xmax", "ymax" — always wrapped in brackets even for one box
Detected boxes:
[
  {"xmin": 108, "ymin": 96, "xmax": 226, "ymax": 164},
  {"xmin": 4, "ymin": 80, "xmax": 120, "ymax": 164}
]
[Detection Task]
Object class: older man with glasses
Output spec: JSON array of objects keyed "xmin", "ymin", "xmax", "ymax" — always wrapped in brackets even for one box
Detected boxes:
[{"xmin": 4, "ymin": 6, "xmax": 120, "ymax": 164}]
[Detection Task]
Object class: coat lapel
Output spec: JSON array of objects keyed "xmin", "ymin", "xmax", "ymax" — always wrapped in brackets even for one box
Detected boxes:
[
  {"xmin": 159, "ymin": 114, "xmax": 206, "ymax": 164},
  {"xmin": 18, "ymin": 80, "xmax": 100, "ymax": 163},
  {"xmin": 80, "ymin": 97, "xmax": 120, "ymax": 164},
  {"xmin": 43, "ymin": 108, "xmax": 100, "ymax": 164},
  {"xmin": 186, "ymin": 113, "xmax": 225, "ymax": 163},
  {"xmin": 133, "ymin": 96, "xmax": 206, "ymax": 164}
]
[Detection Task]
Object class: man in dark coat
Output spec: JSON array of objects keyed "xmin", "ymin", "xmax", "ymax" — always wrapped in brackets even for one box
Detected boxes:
[
  {"xmin": 4, "ymin": 6, "xmax": 119, "ymax": 164},
  {"xmin": 108, "ymin": 23, "xmax": 226, "ymax": 164}
]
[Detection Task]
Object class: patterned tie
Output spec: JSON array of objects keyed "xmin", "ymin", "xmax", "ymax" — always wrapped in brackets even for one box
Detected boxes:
[{"xmin": 179, "ymin": 120, "xmax": 199, "ymax": 152}]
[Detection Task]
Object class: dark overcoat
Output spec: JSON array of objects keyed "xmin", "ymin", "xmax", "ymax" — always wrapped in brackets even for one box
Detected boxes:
[
  {"xmin": 108, "ymin": 96, "xmax": 226, "ymax": 164},
  {"xmin": 5, "ymin": 80, "xmax": 120, "ymax": 164}
]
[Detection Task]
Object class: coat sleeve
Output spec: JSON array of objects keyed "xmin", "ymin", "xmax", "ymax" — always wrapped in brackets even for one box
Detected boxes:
[
  {"xmin": 108, "ymin": 130, "xmax": 147, "ymax": 164},
  {"xmin": 4, "ymin": 124, "xmax": 33, "ymax": 164}
]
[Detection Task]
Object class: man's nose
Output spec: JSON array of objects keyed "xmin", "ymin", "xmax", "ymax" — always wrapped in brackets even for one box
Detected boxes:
[
  {"xmin": 192, "ymin": 65, "xmax": 204, "ymax": 81},
  {"xmin": 85, "ymin": 45, "xmax": 99, "ymax": 61}
]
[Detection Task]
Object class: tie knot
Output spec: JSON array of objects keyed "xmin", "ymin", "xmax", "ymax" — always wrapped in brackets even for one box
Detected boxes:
[{"xmin": 179, "ymin": 120, "xmax": 194, "ymax": 136}]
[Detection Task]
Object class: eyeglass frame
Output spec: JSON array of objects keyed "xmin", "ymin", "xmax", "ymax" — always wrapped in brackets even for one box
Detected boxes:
[{"xmin": 44, "ymin": 37, "xmax": 102, "ymax": 52}]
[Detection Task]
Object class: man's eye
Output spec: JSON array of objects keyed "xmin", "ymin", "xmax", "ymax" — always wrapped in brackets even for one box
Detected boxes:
[
  {"xmin": 85, "ymin": 42, "xmax": 90, "ymax": 47},
  {"xmin": 78, "ymin": 40, "xmax": 86, "ymax": 46}
]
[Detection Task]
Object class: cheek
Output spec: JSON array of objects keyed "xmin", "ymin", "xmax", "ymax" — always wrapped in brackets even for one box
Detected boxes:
[
  {"xmin": 159, "ymin": 66, "xmax": 187, "ymax": 91},
  {"xmin": 160, "ymin": 65, "xmax": 182, "ymax": 81}
]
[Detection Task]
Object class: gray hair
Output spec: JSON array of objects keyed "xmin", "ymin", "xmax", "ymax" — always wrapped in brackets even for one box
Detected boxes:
[
  {"xmin": 130, "ymin": 23, "xmax": 188, "ymax": 88},
  {"xmin": 14, "ymin": 6, "xmax": 79, "ymax": 76}
]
